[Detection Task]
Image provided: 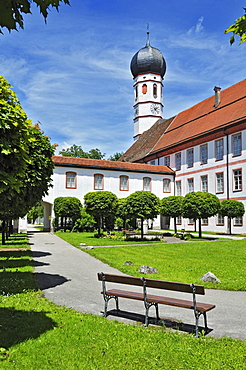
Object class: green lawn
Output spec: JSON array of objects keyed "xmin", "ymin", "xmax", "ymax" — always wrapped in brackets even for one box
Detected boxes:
[
  {"xmin": 84, "ymin": 239, "xmax": 246, "ymax": 291},
  {"xmin": 0, "ymin": 234, "xmax": 245, "ymax": 369},
  {"xmin": 55, "ymin": 231, "xmax": 165, "ymax": 246}
]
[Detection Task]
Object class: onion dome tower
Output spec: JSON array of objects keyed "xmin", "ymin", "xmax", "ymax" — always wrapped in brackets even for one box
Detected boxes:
[{"xmin": 130, "ymin": 29, "xmax": 166, "ymax": 139}]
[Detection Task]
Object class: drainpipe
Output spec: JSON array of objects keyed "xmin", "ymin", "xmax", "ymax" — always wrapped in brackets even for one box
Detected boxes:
[{"xmin": 224, "ymin": 130, "xmax": 230, "ymax": 233}]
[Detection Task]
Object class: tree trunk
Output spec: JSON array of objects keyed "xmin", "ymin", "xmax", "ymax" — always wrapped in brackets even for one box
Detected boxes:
[
  {"xmin": 198, "ymin": 219, "xmax": 202, "ymax": 238},
  {"xmin": 2, "ymin": 220, "xmax": 6, "ymax": 245},
  {"xmin": 228, "ymin": 217, "xmax": 232, "ymax": 234},
  {"xmin": 97, "ymin": 216, "xmax": 102, "ymax": 236},
  {"xmin": 174, "ymin": 217, "xmax": 177, "ymax": 233},
  {"xmin": 140, "ymin": 218, "xmax": 144, "ymax": 240}
]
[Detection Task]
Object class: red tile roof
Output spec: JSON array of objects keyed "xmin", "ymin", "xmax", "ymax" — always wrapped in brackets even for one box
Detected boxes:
[
  {"xmin": 120, "ymin": 118, "xmax": 174, "ymax": 162},
  {"xmin": 52, "ymin": 156, "xmax": 174, "ymax": 174},
  {"xmin": 151, "ymin": 79, "xmax": 246, "ymax": 153}
]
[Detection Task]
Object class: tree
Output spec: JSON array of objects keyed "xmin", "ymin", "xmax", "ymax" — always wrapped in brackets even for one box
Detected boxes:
[
  {"xmin": 108, "ymin": 152, "xmax": 124, "ymax": 161},
  {"xmin": 0, "ymin": 75, "xmax": 31, "ymax": 196},
  {"xmin": 84, "ymin": 191, "xmax": 118, "ymax": 236},
  {"xmin": 0, "ymin": 0, "xmax": 70, "ymax": 33},
  {"xmin": 54, "ymin": 197, "xmax": 82, "ymax": 231},
  {"xmin": 124, "ymin": 191, "xmax": 160, "ymax": 239},
  {"xmin": 0, "ymin": 76, "xmax": 55, "ymax": 243},
  {"xmin": 27, "ymin": 204, "xmax": 44, "ymax": 224},
  {"xmin": 160, "ymin": 196, "xmax": 183, "ymax": 234},
  {"xmin": 0, "ymin": 121, "xmax": 55, "ymax": 243},
  {"xmin": 59, "ymin": 144, "xmax": 105, "ymax": 160},
  {"xmin": 182, "ymin": 192, "xmax": 221, "ymax": 238},
  {"xmin": 72, "ymin": 207, "xmax": 96, "ymax": 232},
  {"xmin": 220, "ymin": 199, "xmax": 245, "ymax": 234},
  {"xmin": 225, "ymin": 8, "xmax": 246, "ymax": 44}
]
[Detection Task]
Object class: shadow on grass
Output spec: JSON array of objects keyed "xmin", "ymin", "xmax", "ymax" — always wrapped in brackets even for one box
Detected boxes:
[
  {"xmin": 0, "ymin": 307, "xmax": 56, "ymax": 349},
  {"xmin": 0, "ymin": 271, "xmax": 70, "ymax": 295},
  {"xmin": 106, "ymin": 309, "xmax": 213, "ymax": 336}
]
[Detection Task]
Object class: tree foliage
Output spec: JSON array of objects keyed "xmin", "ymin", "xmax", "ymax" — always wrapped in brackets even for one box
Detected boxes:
[
  {"xmin": 124, "ymin": 191, "xmax": 160, "ymax": 239},
  {"xmin": 54, "ymin": 196, "xmax": 82, "ymax": 230},
  {"xmin": 220, "ymin": 199, "xmax": 245, "ymax": 234},
  {"xmin": 182, "ymin": 192, "xmax": 221, "ymax": 238},
  {"xmin": 225, "ymin": 8, "xmax": 246, "ymax": 44},
  {"xmin": 84, "ymin": 191, "xmax": 118, "ymax": 235},
  {"xmin": 0, "ymin": 76, "xmax": 55, "ymax": 243},
  {"xmin": 72, "ymin": 207, "xmax": 96, "ymax": 232},
  {"xmin": 59, "ymin": 144, "xmax": 105, "ymax": 160},
  {"xmin": 107, "ymin": 152, "xmax": 124, "ymax": 161},
  {"xmin": 0, "ymin": 75, "xmax": 31, "ymax": 195},
  {"xmin": 0, "ymin": 0, "xmax": 70, "ymax": 33},
  {"xmin": 160, "ymin": 196, "xmax": 183, "ymax": 233}
]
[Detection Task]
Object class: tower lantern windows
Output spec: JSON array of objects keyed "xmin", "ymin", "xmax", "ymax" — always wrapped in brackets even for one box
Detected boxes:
[
  {"xmin": 153, "ymin": 83, "xmax": 157, "ymax": 98},
  {"xmin": 142, "ymin": 84, "xmax": 147, "ymax": 94}
]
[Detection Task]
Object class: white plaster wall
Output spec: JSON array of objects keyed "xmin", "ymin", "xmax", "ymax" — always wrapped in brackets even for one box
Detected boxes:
[{"xmin": 158, "ymin": 130, "xmax": 246, "ymax": 234}]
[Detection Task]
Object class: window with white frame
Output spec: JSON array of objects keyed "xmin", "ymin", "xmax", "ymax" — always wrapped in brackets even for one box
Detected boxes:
[
  {"xmin": 94, "ymin": 174, "xmax": 104, "ymax": 190},
  {"xmin": 233, "ymin": 169, "xmax": 242, "ymax": 191},
  {"xmin": 217, "ymin": 215, "xmax": 224, "ymax": 225},
  {"xmin": 188, "ymin": 219, "xmax": 195, "ymax": 224},
  {"xmin": 201, "ymin": 175, "xmax": 208, "ymax": 192},
  {"xmin": 175, "ymin": 153, "xmax": 181, "ymax": 170},
  {"xmin": 215, "ymin": 139, "xmax": 223, "ymax": 160},
  {"xmin": 163, "ymin": 179, "xmax": 171, "ymax": 193},
  {"xmin": 200, "ymin": 144, "xmax": 208, "ymax": 164},
  {"xmin": 176, "ymin": 216, "xmax": 182, "ymax": 225},
  {"xmin": 216, "ymin": 172, "xmax": 224, "ymax": 193},
  {"xmin": 232, "ymin": 133, "xmax": 242, "ymax": 156},
  {"xmin": 234, "ymin": 216, "xmax": 243, "ymax": 226},
  {"xmin": 176, "ymin": 181, "xmax": 181, "ymax": 196},
  {"xmin": 143, "ymin": 177, "xmax": 151, "ymax": 191},
  {"xmin": 187, "ymin": 178, "xmax": 194, "ymax": 193},
  {"xmin": 201, "ymin": 218, "xmax": 208, "ymax": 225},
  {"xmin": 187, "ymin": 148, "xmax": 194, "ymax": 168},
  {"xmin": 119, "ymin": 175, "xmax": 129, "ymax": 191},
  {"xmin": 66, "ymin": 172, "xmax": 76, "ymax": 189},
  {"xmin": 164, "ymin": 156, "xmax": 170, "ymax": 167}
]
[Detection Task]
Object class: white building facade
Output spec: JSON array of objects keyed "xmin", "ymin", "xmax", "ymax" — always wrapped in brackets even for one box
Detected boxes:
[{"xmin": 42, "ymin": 156, "xmax": 174, "ymax": 231}]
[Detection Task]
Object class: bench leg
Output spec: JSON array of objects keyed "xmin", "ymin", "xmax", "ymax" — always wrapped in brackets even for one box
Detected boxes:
[
  {"xmin": 103, "ymin": 295, "xmax": 119, "ymax": 317},
  {"xmin": 155, "ymin": 303, "xmax": 160, "ymax": 322},
  {"xmin": 115, "ymin": 296, "xmax": 120, "ymax": 312},
  {"xmin": 203, "ymin": 312, "xmax": 208, "ymax": 332},
  {"xmin": 145, "ymin": 306, "xmax": 149, "ymax": 326}
]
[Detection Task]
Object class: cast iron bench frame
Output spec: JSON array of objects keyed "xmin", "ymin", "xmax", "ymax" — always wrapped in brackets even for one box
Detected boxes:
[{"xmin": 98, "ymin": 272, "xmax": 215, "ymax": 337}]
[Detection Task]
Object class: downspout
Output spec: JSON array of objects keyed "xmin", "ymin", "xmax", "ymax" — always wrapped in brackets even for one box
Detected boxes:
[{"xmin": 224, "ymin": 130, "xmax": 230, "ymax": 233}]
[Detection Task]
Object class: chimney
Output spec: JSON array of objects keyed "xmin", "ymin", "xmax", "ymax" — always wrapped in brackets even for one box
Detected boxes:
[{"xmin": 214, "ymin": 86, "xmax": 221, "ymax": 108}]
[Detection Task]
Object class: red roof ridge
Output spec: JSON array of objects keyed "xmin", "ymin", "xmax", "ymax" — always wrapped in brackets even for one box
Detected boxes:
[{"xmin": 52, "ymin": 156, "xmax": 174, "ymax": 174}]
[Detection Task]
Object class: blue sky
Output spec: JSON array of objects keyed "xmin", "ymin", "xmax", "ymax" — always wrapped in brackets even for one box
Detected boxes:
[{"xmin": 1, "ymin": 1, "xmax": 245, "ymax": 158}]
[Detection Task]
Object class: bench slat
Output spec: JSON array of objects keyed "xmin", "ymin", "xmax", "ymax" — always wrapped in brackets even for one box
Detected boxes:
[
  {"xmin": 98, "ymin": 273, "xmax": 143, "ymax": 286},
  {"xmin": 145, "ymin": 278, "xmax": 205, "ymax": 295},
  {"xmin": 98, "ymin": 273, "xmax": 205, "ymax": 295},
  {"xmin": 104, "ymin": 289, "xmax": 215, "ymax": 313}
]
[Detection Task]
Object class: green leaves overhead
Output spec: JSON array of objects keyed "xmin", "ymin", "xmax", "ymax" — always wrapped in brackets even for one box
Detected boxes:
[
  {"xmin": 0, "ymin": 0, "xmax": 70, "ymax": 33},
  {"xmin": 225, "ymin": 9, "xmax": 246, "ymax": 44}
]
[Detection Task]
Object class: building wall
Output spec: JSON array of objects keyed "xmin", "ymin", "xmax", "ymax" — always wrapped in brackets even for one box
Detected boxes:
[
  {"xmin": 42, "ymin": 165, "xmax": 174, "ymax": 230},
  {"xmin": 147, "ymin": 129, "xmax": 246, "ymax": 233}
]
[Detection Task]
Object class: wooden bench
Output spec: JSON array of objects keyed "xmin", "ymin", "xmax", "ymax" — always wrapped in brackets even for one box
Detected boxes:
[{"xmin": 98, "ymin": 272, "xmax": 216, "ymax": 337}]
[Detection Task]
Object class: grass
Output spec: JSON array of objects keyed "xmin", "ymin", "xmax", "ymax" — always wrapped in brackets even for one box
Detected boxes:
[
  {"xmin": 0, "ymin": 234, "xmax": 245, "ymax": 369},
  {"xmin": 84, "ymin": 239, "xmax": 246, "ymax": 291},
  {"xmin": 55, "ymin": 231, "xmax": 165, "ymax": 246}
]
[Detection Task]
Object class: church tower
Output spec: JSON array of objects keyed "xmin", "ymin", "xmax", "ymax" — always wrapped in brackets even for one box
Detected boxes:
[{"xmin": 130, "ymin": 30, "xmax": 166, "ymax": 139}]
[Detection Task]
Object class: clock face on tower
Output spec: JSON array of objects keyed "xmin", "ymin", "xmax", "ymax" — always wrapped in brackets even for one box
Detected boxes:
[{"xmin": 150, "ymin": 103, "xmax": 160, "ymax": 115}]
